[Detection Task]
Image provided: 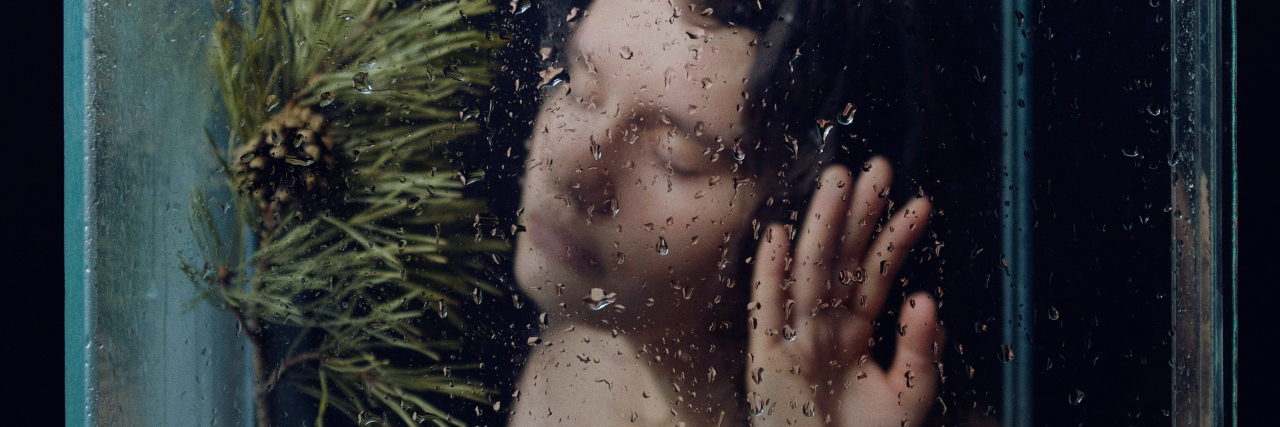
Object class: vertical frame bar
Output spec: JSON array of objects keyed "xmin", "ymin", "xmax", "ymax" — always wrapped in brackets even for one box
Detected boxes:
[
  {"xmin": 1169, "ymin": 0, "xmax": 1225, "ymax": 425},
  {"xmin": 64, "ymin": 0, "xmax": 91, "ymax": 425},
  {"xmin": 1223, "ymin": 0, "xmax": 1233, "ymax": 424},
  {"xmin": 1001, "ymin": 0, "xmax": 1034, "ymax": 425}
]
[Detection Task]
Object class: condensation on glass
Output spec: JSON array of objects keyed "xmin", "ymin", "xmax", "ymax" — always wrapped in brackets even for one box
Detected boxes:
[{"xmin": 66, "ymin": 0, "xmax": 1234, "ymax": 426}]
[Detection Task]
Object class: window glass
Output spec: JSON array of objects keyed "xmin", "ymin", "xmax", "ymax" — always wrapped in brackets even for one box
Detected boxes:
[{"xmin": 70, "ymin": 0, "xmax": 1232, "ymax": 426}]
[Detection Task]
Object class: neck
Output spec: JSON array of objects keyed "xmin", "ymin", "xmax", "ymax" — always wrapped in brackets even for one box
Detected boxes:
[{"xmin": 515, "ymin": 316, "xmax": 749, "ymax": 426}]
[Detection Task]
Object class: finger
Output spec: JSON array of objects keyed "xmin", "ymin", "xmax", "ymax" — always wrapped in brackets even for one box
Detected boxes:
[
  {"xmin": 749, "ymin": 223, "xmax": 791, "ymax": 355},
  {"xmin": 791, "ymin": 165, "xmax": 854, "ymax": 312},
  {"xmin": 855, "ymin": 195, "xmax": 932, "ymax": 320},
  {"xmin": 888, "ymin": 292, "xmax": 944, "ymax": 415},
  {"xmin": 834, "ymin": 156, "xmax": 893, "ymax": 303}
]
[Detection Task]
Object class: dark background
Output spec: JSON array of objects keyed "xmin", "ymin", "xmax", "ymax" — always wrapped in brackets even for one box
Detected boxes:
[{"xmin": 459, "ymin": 1, "xmax": 1183, "ymax": 426}]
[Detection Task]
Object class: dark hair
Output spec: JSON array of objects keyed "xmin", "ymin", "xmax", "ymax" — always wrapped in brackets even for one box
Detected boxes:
[{"xmin": 703, "ymin": 0, "xmax": 933, "ymax": 226}]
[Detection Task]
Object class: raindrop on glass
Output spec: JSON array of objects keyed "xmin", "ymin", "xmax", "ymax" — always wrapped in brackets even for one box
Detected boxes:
[
  {"xmin": 1068, "ymin": 389, "xmax": 1086, "ymax": 405},
  {"xmin": 656, "ymin": 236, "xmax": 669, "ymax": 255},
  {"xmin": 838, "ymin": 103, "xmax": 856, "ymax": 125},
  {"xmin": 782, "ymin": 324, "xmax": 797, "ymax": 341},
  {"xmin": 747, "ymin": 392, "xmax": 767, "ymax": 416},
  {"xmin": 539, "ymin": 66, "xmax": 568, "ymax": 88},
  {"xmin": 590, "ymin": 138, "xmax": 602, "ymax": 160},
  {"xmin": 513, "ymin": 0, "xmax": 531, "ymax": 15},
  {"xmin": 460, "ymin": 106, "xmax": 481, "ymax": 121},
  {"xmin": 1146, "ymin": 103, "xmax": 1162, "ymax": 116},
  {"xmin": 583, "ymin": 288, "xmax": 618, "ymax": 310},
  {"xmin": 352, "ymin": 72, "xmax": 372, "ymax": 93},
  {"xmin": 443, "ymin": 64, "xmax": 465, "ymax": 81}
]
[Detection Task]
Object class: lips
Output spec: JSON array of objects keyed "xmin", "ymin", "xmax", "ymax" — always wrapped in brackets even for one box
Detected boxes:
[{"xmin": 521, "ymin": 208, "xmax": 603, "ymax": 275}]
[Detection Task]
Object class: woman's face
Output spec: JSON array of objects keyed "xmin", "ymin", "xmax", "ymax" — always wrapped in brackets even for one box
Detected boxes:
[{"xmin": 515, "ymin": 0, "xmax": 770, "ymax": 329}]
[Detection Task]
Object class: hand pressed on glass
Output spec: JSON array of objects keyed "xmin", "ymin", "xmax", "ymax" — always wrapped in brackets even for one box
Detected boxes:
[{"xmin": 747, "ymin": 158, "xmax": 943, "ymax": 426}]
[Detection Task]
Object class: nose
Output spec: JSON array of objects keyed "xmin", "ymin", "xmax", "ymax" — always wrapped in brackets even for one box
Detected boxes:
[{"xmin": 527, "ymin": 105, "xmax": 623, "ymax": 223}]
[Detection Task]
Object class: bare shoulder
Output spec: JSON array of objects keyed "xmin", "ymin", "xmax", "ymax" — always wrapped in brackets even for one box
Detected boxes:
[{"xmin": 509, "ymin": 327, "xmax": 677, "ymax": 427}]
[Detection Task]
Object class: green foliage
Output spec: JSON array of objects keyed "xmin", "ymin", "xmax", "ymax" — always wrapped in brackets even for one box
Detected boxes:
[{"xmin": 190, "ymin": 1, "xmax": 508, "ymax": 425}]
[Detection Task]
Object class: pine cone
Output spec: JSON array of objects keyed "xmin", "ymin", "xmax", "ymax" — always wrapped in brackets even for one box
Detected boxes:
[{"xmin": 234, "ymin": 101, "xmax": 338, "ymax": 233}]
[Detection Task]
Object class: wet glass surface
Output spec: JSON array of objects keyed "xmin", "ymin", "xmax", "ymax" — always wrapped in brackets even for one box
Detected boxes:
[{"xmin": 69, "ymin": 0, "xmax": 1230, "ymax": 426}]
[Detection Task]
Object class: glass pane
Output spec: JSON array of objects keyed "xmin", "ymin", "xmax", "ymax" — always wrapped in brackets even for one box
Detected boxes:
[{"xmin": 67, "ymin": 0, "xmax": 1232, "ymax": 426}]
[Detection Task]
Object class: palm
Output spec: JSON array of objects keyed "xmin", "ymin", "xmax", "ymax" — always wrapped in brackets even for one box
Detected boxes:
[{"xmin": 746, "ymin": 158, "xmax": 943, "ymax": 426}]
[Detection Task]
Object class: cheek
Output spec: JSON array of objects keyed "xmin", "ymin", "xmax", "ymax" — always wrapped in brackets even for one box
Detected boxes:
[{"xmin": 613, "ymin": 174, "xmax": 759, "ymax": 269}]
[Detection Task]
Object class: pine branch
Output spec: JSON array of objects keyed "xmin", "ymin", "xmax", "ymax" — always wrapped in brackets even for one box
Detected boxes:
[{"xmin": 192, "ymin": 0, "xmax": 510, "ymax": 425}]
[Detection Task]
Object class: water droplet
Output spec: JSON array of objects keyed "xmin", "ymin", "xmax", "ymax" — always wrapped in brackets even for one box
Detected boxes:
[
  {"xmin": 538, "ymin": 66, "xmax": 567, "ymax": 88},
  {"xmin": 284, "ymin": 156, "xmax": 315, "ymax": 167},
  {"xmin": 1000, "ymin": 344, "xmax": 1015, "ymax": 362},
  {"xmin": 583, "ymin": 288, "xmax": 618, "ymax": 310},
  {"xmin": 319, "ymin": 91, "xmax": 335, "ymax": 107},
  {"xmin": 838, "ymin": 103, "xmax": 856, "ymax": 125},
  {"xmin": 700, "ymin": 78, "xmax": 714, "ymax": 89},
  {"xmin": 782, "ymin": 324, "xmax": 797, "ymax": 341},
  {"xmin": 1048, "ymin": 306, "xmax": 1060, "ymax": 320},
  {"xmin": 512, "ymin": 294, "xmax": 525, "ymax": 309},
  {"xmin": 357, "ymin": 57, "xmax": 377, "ymax": 69},
  {"xmin": 746, "ymin": 392, "xmax": 768, "ymax": 416},
  {"xmin": 904, "ymin": 370, "xmax": 916, "ymax": 388},
  {"xmin": 1167, "ymin": 150, "xmax": 1180, "ymax": 166},
  {"xmin": 839, "ymin": 268, "xmax": 866, "ymax": 286},
  {"xmin": 352, "ymin": 72, "xmax": 372, "ymax": 93},
  {"xmin": 619, "ymin": 46, "xmax": 634, "ymax": 59},
  {"xmin": 663, "ymin": 67, "xmax": 676, "ymax": 88},
  {"xmin": 472, "ymin": 288, "xmax": 484, "ymax": 304},
  {"xmin": 1122, "ymin": 146, "xmax": 1140, "ymax": 157},
  {"xmin": 802, "ymin": 401, "xmax": 816, "ymax": 417},
  {"xmin": 685, "ymin": 26, "xmax": 706, "ymax": 39},
  {"xmin": 1145, "ymin": 103, "xmax": 1162, "ymax": 116},
  {"xmin": 514, "ymin": 0, "xmax": 531, "ymax": 14},
  {"xmin": 443, "ymin": 64, "xmax": 465, "ymax": 81},
  {"xmin": 817, "ymin": 120, "xmax": 834, "ymax": 141},
  {"xmin": 337, "ymin": 10, "xmax": 355, "ymax": 20},
  {"xmin": 1068, "ymin": 389, "xmax": 1086, "ymax": 405},
  {"xmin": 656, "ymin": 237, "xmax": 669, "ymax": 255},
  {"xmin": 590, "ymin": 138, "xmax": 602, "ymax": 159},
  {"xmin": 460, "ymin": 106, "xmax": 481, "ymax": 121},
  {"xmin": 610, "ymin": 198, "xmax": 620, "ymax": 216}
]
